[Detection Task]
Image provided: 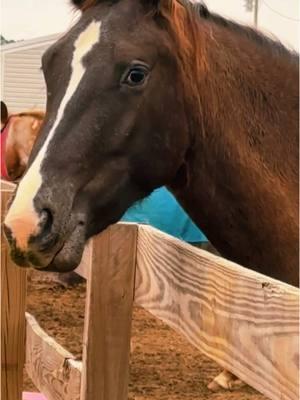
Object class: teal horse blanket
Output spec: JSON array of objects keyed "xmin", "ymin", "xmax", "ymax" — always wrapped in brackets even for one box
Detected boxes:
[{"xmin": 121, "ymin": 187, "xmax": 207, "ymax": 243}]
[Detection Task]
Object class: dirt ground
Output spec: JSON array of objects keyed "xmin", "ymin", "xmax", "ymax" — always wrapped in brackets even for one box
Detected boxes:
[{"xmin": 24, "ymin": 274, "xmax": 267, "ymax": 400}]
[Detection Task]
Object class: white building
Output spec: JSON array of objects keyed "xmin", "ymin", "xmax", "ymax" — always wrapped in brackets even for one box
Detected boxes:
[{"xmin": 1, "ymin": 34, "xmax": 59, "ymax": 112}]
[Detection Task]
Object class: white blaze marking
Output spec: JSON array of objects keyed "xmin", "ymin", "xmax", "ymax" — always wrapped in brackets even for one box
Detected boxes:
[{"xmin": 4, "ymin": 20, "xmax": 102, "ymax": 249}]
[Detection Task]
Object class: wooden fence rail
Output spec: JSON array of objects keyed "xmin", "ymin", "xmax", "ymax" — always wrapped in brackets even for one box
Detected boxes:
[
  {"xmin": 1, "ymin": 182, "xmax": 299, "ymax": 400},
  {"xmin": 134, "ymin": 225, "xmax": 299, "ymax": 400},
  {"xmin": 1, "ymin": 182, "xmax": 27, "ymax": 400}
]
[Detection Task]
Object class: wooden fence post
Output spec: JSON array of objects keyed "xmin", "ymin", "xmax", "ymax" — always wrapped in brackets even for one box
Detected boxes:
[
  {"xmin": 1, "ymin": 184, "xmax": 27, "ymax": 400},
  {"xmin": 80, "ymin": 224, "xmax": 137, "ymax": 400}
]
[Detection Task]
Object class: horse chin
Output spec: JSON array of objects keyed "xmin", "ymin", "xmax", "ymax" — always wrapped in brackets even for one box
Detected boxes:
[
  {"xmin": 42, "ymin": 247, "xmax": 83, "ymax": 273},
  {"xmin": 39, "ymin": 225, "xmax": 86, "ymax": 273}
]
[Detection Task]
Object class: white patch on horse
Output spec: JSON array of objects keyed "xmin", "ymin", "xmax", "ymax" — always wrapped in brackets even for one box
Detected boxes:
[{"xmin": 4, "ymin": 20, "xmax": 102, "ymax": 250}]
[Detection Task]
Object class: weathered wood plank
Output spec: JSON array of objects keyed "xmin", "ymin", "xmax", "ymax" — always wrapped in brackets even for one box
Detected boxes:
[
  {"xmin": 25, "ymin": 312, "xmax": 82, "ymax": 400},
  {"xmin": 80, "ymin": 224, "xmax": 137, "ymax": 400},
  {"xmin": 75, "ymin": 223, "xmax": 138, "ymax": 280},
  {"xmin": 74, "ymin": 240, "xmax": 92, "ymax": 280},
  {"xmin": 0, "ymin": 180, "xmax": 16, "ymax": 191},
  {"xmin": 1, "ymin": 187, "xmax": 27, "ymax": 400},
  {"xmin": 135, "ymin": 225, "xmax": 299, "ymax": 400}
]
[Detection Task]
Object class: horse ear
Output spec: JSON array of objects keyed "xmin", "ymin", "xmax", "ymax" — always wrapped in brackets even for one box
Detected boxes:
[
  {"xmin": 71, "ymin": 0, "xmax": 96, "ymax": 10},
  {"xmin": 151, "ymin": 0, "xmax": 170, "ymax": 8},
  {"xmin": 146, "ymin": 0, "xmax": 160, "ymax": 6},
  {"xmin": 71, "ymin": 0, "xmax": 170, "ymax": 12},
  {"xmin": 1, "ymin": 101, "xmax": 8, "ymax": 125},
  {"xmin": 71, "ymin": 0, "xmax": 85, "ymax": 8},
  {"xmin": 141, "ymin": 0, "xmax": 170, "ymax": 14}
]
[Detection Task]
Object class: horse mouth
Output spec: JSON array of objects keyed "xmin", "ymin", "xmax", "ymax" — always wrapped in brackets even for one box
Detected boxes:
[
  {"xmin": 10, "ymin": 223, "xmax": 87, "ymax": 273},
  {"xmin": 41, "ymin": 224, "xmax": 87, "ymax": 273}
]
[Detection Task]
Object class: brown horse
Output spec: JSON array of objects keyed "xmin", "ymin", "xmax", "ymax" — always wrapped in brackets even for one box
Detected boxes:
[
  {"xmin": 1, "ymin": 101, "xmax": 44, "ymax": 182},
  {"xmin": 4, "ymin": 0, "xmax": 299, "ymax": 287}
]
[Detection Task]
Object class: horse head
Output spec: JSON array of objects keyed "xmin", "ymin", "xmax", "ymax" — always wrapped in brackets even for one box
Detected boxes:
[{"xmin": 4, "ymin": 0, "xmax": 192, "ymax": 271}]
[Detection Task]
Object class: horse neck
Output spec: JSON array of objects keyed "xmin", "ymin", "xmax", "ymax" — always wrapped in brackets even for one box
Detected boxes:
[{"xmin": 170, "ymin": 22, "xmax": 299, "ymax": 285}]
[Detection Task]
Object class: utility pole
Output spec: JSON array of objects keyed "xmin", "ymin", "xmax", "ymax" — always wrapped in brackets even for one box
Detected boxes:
[
  {"xmin": 244, "ymin": 0, "xmax": 259, "ymax": 28},
  {"xmin": 254, "ymin": 0, "xmax": 259, "ymax": 27}
]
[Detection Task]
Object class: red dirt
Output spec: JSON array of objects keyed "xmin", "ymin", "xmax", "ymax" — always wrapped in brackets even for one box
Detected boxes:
[{"xmin": 24, "ymin": 274, "xmax": 267, "ymax": 400}]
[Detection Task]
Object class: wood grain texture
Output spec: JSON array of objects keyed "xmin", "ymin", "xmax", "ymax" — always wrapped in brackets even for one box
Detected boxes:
[
  {"xmin": 1, "ymin": 187, "xmax": 27, "ymax": 400},
  {"xmin": 135, "ymin": 225, "xmax": 299, "ymax": 400},
  {"xmin": 75, "ymin": 223, "xmax": 138, "ymax": 281},
  {"xmin": 0, "ymin": 180, "xmax": 16, "ymax": 191},
  {"xmin": 74, "ymin": 240, "xmax": 92, "ymax": 280},
  {"xmin": 80, "ymin": 224, "xmax": 137, "ymax": 400},
  {"xmin": 25, "ymin": 312, "xmax": 82, "ymax": 400}
]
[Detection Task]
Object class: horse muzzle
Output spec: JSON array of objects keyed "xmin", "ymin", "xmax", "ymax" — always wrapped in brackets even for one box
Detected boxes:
[{"xmin": 4, "ymin": 203, "xmax": 86, "ymax": 272}]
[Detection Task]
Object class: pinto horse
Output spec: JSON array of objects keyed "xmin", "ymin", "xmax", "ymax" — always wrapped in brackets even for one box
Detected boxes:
[
  {"xmin": 1, "ymin": 101, "xmax": 44, "ymax": 182},
  {"xmin": 4, "ymin": 0, "xmax": 299, "ymax": 286}
]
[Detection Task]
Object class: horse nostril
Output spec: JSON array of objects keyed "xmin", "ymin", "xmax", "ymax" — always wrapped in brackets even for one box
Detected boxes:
[
  {"xmin": 30, "ymin": 208, "xmax": 59, "ymax": 253},
  {"xmin": 39, "ymin": 208, "xmax": 53, "ymax": 236}
]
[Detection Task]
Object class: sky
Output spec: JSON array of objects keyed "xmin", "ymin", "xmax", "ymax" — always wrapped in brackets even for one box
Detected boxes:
[{"xmin": 1, "ymin": 0, "xmax": 299, "ymax": 51}]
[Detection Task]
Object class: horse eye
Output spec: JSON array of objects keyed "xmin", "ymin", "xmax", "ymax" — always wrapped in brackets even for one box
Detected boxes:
[{"xmin": 123, "ymin": 66, "xmax": 148, "ymax": 87}]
